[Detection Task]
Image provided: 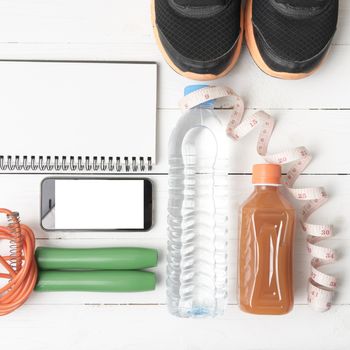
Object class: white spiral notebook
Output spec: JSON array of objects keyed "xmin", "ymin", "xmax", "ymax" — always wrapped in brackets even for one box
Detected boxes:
[{"xmin": 0, "ymin": 60, "xmax": 157, "ymax": 172}]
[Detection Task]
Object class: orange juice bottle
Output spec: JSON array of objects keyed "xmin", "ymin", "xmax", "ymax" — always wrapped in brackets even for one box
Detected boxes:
[{"xmin": 238, "ymin": 164, "xmax": 296, "ymax": 315}]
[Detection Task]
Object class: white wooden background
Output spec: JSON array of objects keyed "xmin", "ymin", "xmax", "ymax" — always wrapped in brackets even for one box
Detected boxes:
[{"xmin": 0, "ymin": 1, "xmax": 349, "ymax": 349}]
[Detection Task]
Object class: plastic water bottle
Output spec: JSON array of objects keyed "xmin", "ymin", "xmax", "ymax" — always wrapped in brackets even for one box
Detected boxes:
[{"xmin": 167, "ymin": 85, "xmax": 229, "ymax": 318}]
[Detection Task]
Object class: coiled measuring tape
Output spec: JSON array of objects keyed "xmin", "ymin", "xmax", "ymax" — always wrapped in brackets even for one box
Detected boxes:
[{"xmin": 180, "ymin": 85, "xmax": 336, "ymax": 312}]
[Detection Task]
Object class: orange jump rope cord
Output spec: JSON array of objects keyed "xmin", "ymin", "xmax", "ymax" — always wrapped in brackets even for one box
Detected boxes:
[{"xmin": 0, "ymin": 209, "xmax": 37, "ymax": 316}]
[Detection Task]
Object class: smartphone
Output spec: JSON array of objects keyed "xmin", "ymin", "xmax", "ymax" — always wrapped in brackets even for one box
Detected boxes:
[{"xmin": 41, "ymin": 177, "xmax": 152, "ymax": 231}]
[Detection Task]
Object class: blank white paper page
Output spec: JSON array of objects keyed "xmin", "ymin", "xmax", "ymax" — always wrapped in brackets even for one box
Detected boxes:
[{"xmin": 0, "ymin": 60, "xmax": 157, "ymax": 161}]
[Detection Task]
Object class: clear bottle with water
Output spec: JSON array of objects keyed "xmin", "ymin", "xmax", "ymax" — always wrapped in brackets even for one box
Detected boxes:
[{"xmin": 167, "ymin": 85, "xmax": 229, "ymax": 318}]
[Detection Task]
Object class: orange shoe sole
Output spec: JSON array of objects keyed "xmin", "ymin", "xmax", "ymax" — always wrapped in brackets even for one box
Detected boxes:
[
  {"xmin": 245, "ymin": 0, "xmax": 326, "ymax": 80},
  {"xmin": 151, "ymin": 0, "xmax": 244, "ymax": 81}
]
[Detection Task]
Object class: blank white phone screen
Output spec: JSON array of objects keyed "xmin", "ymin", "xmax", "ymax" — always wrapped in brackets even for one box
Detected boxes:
[{"xmin": 55, "ymin": 180, "xmax": 144, "ymax": 229}]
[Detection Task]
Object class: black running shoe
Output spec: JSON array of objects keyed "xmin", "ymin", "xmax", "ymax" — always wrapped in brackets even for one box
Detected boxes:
[
  {"xmin": 245, "ymin": 0, "xmax": 339, "ymax": 79},
  {"xmin": 151, "ymin": 0, "xmax": 243, "ymax": 80}
]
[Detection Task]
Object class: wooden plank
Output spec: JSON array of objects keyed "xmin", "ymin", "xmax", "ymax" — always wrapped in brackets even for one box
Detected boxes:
[
  {"xmin": 0, "ymin": 305, "xmax": 349, "ymax": 350},
  {"xmin": 0, "ymin": 174, "xmax": 345, "ymax": 304},
  {"xmin": 0, "ymin": 109, "xmax": 348, "ymax": 174},
  {"xmin": 0, "ymin": 174, "xmax": 346, "ymax": 239},
  {"xmin": 158, "ymin": 109, "xmax": 350, "ymax": 174},
  {"xmin": 0, "ymin": 43, "xmax": 348, "ymax": 109},
  {"xmin": 25, "ymin": 237, "xmax": 345, "ymax": 305},
  {"xmin": 0, "ymin": 0, "xmax": 153, "ymax": 44},
  {"xmin": 0, "ymin": 0, "xmax": 347, "ymax": 45},
  {"xmin": 0, "ymin": 0, "xmax": 347, "ymax": 110},
  {"xmin": 158, "ymin": 45, "xmax": 350, "ymax": 109}
]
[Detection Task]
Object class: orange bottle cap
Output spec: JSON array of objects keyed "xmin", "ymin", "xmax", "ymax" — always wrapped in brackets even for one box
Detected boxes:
[{"xmin": 252, "ymin": 164, "xmax": 281, "ymax": 184}]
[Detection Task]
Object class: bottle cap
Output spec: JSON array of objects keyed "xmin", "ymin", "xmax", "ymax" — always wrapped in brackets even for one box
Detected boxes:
[
  {"xmin": 252, "ymin": 164, "xmax": 281, "ymax": 185},
  {"xmin": 184, "ymin": 85, "xmax": 214, "ymax": 108}
]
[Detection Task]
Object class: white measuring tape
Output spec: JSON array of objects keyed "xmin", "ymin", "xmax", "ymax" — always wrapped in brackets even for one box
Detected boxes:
[{"xmin": 179, "ymin": 85, "xmax": 336, "ymax": 312}]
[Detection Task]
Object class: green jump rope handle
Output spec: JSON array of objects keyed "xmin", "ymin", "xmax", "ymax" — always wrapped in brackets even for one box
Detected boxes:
[
  {"xmin": 35, "ymin": 247, "xmax": 158, "ymax": 270},
  {"xmin": 35, "ymin": 270, "xmax": 156, "ymax": 292}
]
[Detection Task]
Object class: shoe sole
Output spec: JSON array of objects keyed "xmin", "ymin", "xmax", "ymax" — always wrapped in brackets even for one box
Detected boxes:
[
  {"xmin": 245, "ymin": 0, "xmax": 326, "ymax": 80},
  {"xmin": 151, "ymin": 0, "xmax": 244, "ymax": 81}
]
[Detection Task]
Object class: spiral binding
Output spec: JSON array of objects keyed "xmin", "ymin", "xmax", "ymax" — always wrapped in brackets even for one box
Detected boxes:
[{"xmin": 0, "ymin": 156, "xmax": 152, "ymax": 172}]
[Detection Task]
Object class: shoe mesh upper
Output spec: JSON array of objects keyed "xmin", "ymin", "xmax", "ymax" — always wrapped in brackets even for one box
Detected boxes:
[
  {"xmin": 252, "ymin": 0, "xmax": 338, "ymax": 62},
  {"xmin": 155, "ymin": 0, "xmax": 241, "ymax": 62}
]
